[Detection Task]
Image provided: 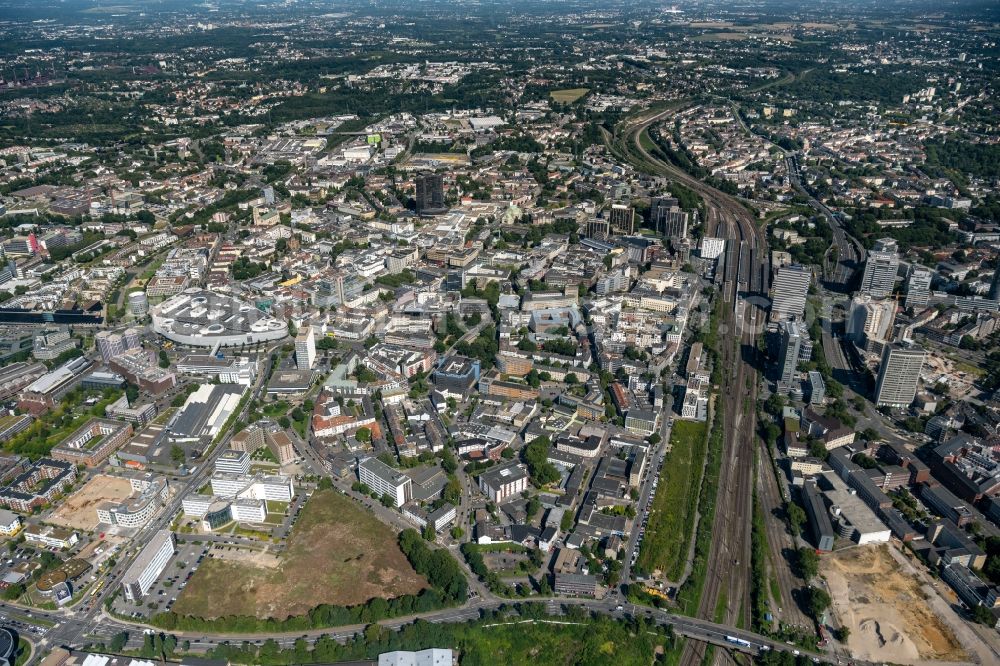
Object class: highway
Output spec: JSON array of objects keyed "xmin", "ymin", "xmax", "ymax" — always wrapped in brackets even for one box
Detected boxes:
[
  {"xmin": 784, "ymin": 153, "xmax": 865, "ymax": 291},
  {"xmin": 607, "ymin": 99, "xmax": 861, "ymax": 665},
  {"xmin": 816, "ymin": 291, "xmax": 928, "ymax": 451},
  {"xmin": 4, "ymin": 367, "xmax": 817, "ymax": 666}
]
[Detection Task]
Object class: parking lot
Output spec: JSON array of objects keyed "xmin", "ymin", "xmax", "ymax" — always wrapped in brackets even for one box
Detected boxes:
[
  {"xmin": 0, "ymin": 543, "xmax": 74, "ymax": 591},
  {"xmin": 0, "ymin": 610, "xmax": 49, "ymax": 639},
  {"xmin": 630, "ymin": 450, "xmax": 665, "ymax": 571},
  {"xmin": 112, "ymin": 541, "xmax": 209, "ymax": 619}
]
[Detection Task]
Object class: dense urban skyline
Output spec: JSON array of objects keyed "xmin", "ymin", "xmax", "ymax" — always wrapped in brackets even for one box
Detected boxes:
[{"xmin": 0, "ymin": 1, "xmax": 997, "ymax": 665}]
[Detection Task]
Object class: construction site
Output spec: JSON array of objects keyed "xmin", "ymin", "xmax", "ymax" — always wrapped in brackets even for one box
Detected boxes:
[
  {"xmin": 49, "ymin": 474, "xmax": 133, "ymax": 531},
  {"xmin": 822, "ymin": 545, "xmax": 969, "ymax": 664}
]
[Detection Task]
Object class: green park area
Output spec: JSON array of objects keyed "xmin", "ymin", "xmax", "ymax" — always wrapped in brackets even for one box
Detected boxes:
[
  {"xmin": 427, "ymin": 613, "xmax": 665, "ymax": 665},
  {"xmin": 549, "ymin": 88, "xmax": 590, "ymax": 103},
  {"xmin": 203, "ymin": 606, "xmax": 674, "ymax": 665},
  {"xmin": 4, "ymin": 388, "xmax": 123, "ymax": 459},
  {"xmin": 635, "ymin": 420, "xmax": 709, "ymax": 580}
]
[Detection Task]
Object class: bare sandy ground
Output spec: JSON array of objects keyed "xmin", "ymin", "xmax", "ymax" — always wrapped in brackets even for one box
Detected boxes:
[
  {"xmin": 50, "ymin": 475, "xmax": 132, "ymax": 531},
  {"xmin": 822, "ymin": 545, "xmax": 966, "ymax": 664},
  {"xmin": 210, "ymin": 544, "xmax": 281, "ymax": 569}
]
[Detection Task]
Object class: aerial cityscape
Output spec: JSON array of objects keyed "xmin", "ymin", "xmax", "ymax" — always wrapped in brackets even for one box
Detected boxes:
[{"xmin": 0, "ymin": 0, "xmax": 998, "ymax": 664}]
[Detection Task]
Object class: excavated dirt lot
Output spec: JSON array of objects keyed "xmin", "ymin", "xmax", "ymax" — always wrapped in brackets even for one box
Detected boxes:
[
  {"xmin": 822, "ymin": 545, "xmax": 966, "ymax": 664},
  {"xmin": 50, "ymin": 475, "xmax": 133, "ymax": 531}
]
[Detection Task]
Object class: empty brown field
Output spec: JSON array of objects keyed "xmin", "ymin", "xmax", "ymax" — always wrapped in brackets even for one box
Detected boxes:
[
  {"xmin": 692, "ymin": 32, "xmax": 750, "ymax": 42},
  {"xmin": 50, "ymin": 474, "xmax": 132, "ymax": 531},
  {"xmin": 550, "ymin": 88, "xmax": 590, "ymax": 103},
  {"xmin": 172, "ymin": 489, "xmax": 426, "ymax": 620},
  {"xmin": 686, "ymin": 21, "xmax": 734, "ymax": 29}
]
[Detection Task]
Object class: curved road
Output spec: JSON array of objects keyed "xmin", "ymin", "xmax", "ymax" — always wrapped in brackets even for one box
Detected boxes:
[
  {"xmin": 725, "ymin": 101, "xmax": 865, "ymax": 290},
  {"xmin": 2, "ymin": 595, "xmax": 845, "ymax": 664}
]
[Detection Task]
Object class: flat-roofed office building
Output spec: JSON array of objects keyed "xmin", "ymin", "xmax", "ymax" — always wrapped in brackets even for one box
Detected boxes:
[
  {"xmin": 358, "ymin": 457, "xmax": 412, "ymax": 507},
  {"xmin": 121, "ymin": 529, "xmax": 174, "ymax": 601},
  {"xmin": 770, "ymin": 264, "xmax": 811, "ymax": 322}
]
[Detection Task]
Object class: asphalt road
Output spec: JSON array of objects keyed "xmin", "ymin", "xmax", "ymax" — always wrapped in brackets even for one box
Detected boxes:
[
  {"xmin": 729, "ymin": 101, "xmax": 864, "ymax": 291},
  {"xmin": 783, "ymin": 153, "xmax": 865, "ymax": 291},
  {"xmin": 3, "ymin": 595, "xmax": 846, "ymax": 664},
  {"xmin": 620, "ymin": 420, "xmax": 669, "ymax": 587},
  {"xmin": 38, "ymin": 341, "xmax": 283, "ymax": 646}
]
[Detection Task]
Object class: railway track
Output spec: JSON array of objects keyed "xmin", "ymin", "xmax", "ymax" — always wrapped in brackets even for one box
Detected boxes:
[
  {"xmin": 756, "ymin": 442, "xmax": 815, "ymax": 630},
  {"xmin": 611, "ymin": 106, "xmax": 771, "ymax": 666},
  {"xmin": 679, "ymin": 217, "xmax": 760, "ymax": 666}
]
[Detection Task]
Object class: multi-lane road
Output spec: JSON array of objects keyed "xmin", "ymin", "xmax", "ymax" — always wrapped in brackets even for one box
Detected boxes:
[
  {"xmin": 3, "ymin": 593, "xmax": 842, "ymax": 664},
  {"xmin": 25, "ymin": 343, "xmax": 282, "ymax": 654},
  {"xmin": 783, "ymin": 153, "xmax": 866, "ymax": 291}
]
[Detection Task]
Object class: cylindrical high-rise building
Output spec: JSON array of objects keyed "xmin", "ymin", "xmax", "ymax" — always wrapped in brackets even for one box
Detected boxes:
[{"xmin": 128, "ymin": 291, "xmax": 149, "ymax": 316}]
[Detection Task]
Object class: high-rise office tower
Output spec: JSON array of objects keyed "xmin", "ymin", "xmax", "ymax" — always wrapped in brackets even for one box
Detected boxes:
[
  {"xmin": 95, "ymin": 327, "xmax": 142, "ymax": 363},
  {"xmin": 874, "ymin": 343, "xmax": 926, "ymax": 408},
  {"xmin": 650, "ymin": 196, "xmax": 688, "ymax": 239},
  {"xmin": 777, "ymin": 319, "xmax": 809, "ymax": 394},
  {"xmin": 846, "ymin": 295, "xmax": 896, "ymax": 348},
  {"xmin": 608, "ymin": 203, "xmax": 636, "ymax": 235},
  {"xmin": 860, "ymin": 238, "xmax": 900, "ymax": 299},
  {"xmin": 415, "ymin": 173, "xmax": 445, "ymax": 213},
  {"xmin": 989, "ymin": 266, "xmax": 1000, "ymax": 302},
  {"xmin": 770, "ymin": 264, "xmax": 811, "ymax": 322},
  {"xmin": 295, "ymin": 325, "xmax": 316, "ymax": 370},
  {"xmin": 587, "ymin": 217, "xmax": 611, "ymax": 240},
  {"xmin": 905, "ymin": 266, "xmax": 933, "ymax": 310}
]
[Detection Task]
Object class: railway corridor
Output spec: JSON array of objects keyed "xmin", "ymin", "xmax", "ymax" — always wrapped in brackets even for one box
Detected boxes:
[{"xmin": 613, "ymin": 106, "xmax": 802, "ymax": 666}]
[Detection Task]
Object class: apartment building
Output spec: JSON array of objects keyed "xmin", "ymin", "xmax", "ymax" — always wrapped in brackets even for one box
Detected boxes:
[{"xmin": 358, "ymin": 457, "xmax": 412, "ymax": 508}]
